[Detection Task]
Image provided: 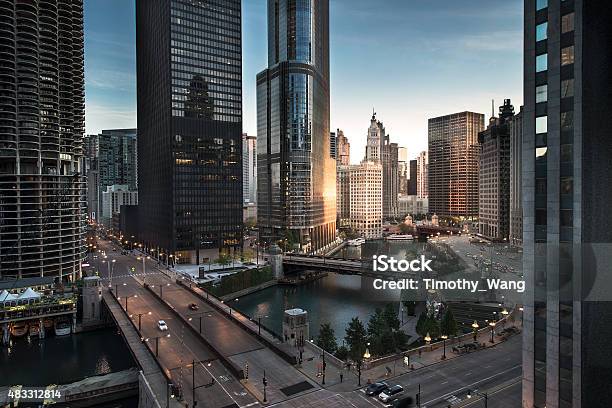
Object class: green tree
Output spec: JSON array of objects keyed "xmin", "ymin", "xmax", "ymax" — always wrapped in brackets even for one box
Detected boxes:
[
  {"xmin": 316, "ymin": 323, "xmax": 338, "ymax": 354},
  {"xmin": 416, "ymin": 311, "xmax": 428, "ymax": 337},
  {"xmin": 424, "ymin": 316, "xmax": 441, "ymax": 339},
  {"xmin": 398, "ymin": 223, "xmax": 413, "ymax": 234},
  {"xmin": 335, "ymin": 345, "xmax": 349, "ymax": 361},
  {"xmin": 382, "ymin": 303, "xmax": 400, "ymax": 331},
  {"xmin": 345, "ymin": 317, "xmax": 368, "ymax": 363},
  {"xmin": 393, "ymin": 330, "xmax": 410, "ymax": 351},
  {"xmin": 440, "ymin": 308, "xmax": 458, "ymax": 337}
]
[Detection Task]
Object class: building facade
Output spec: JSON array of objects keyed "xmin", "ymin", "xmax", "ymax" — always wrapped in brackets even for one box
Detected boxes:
[
  {"xmin": 365, "ymin": 113, "xmax": 398, "ymax": 219},
  {"xmin": 407, "ymin": 159, "xmax": 417, "ymax": 196},
  {"xmin": 428, "ymin": 111, "xmax": 483, "ymax": 218},
  {"xmin": 84, "ymin": 129, "xmax": 138, "ymax": 222},
  {"xmin": 101, "ymin": 185, "xmax": 138, "ymax": 228},
  {"xmin": 336, "ymin": 129, "xmax": 350, "ymax": 166},
  {"xmin": 242, "ymin": 133, "xmax": 256, "ymax": 204},
  {"xmin": 478, "ymin": 100, "xmax": 514, "ymax": 241},
  {"xmin": 257, "ymin": 0, "xmax": 336, "ymax": 252},
  {"xmin": 349, "ymin": 162, "xmax": 383, "ymax": 239},
  {"xmin": 336, "ymin": 165, "xmax": 351, "ymax": 228},
  {"xmin": 136, "ymin": 0, "xmax": 243, "ymax": 264},
  {"xmin": 398, "ymin": 195, "xmax": 429, "ymax": 216},
  {"xmin": 509, "ymin": 108, "xmax": 523, "ymax": 247},
  {"xmin": 523, "ymin": 1, "xmax": 612, "ymax": 407},
  {"xmin": 398, "ymin": 147, "xmax": 408, "ymax": 195},
  {"xmin": 417, "ymin": 150, "xmax": 429, "ymax": 198},
  {"xmin": 0, "ymin": 0, "xmax": 86, "ymax": 280},
  {"xmin": 329, "ymin": 131, "xmax": 337, "ymax": 160}
]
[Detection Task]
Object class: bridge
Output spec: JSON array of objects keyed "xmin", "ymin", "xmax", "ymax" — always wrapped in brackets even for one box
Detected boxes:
[{"xmin": 282, "ymin": 254, "xmax": 416, "ymax": 280}]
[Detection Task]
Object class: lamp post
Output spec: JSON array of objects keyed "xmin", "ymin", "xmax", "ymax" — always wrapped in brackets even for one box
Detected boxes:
[
  {"xmin": 137, "ymin": 255, "xmax": 150, "ymax": 284},
  {"xmin": 489, "ymin": 321, "xmax": 496, "ymax": 343},
  {"xmin": 519, "ymin": 306, "xmax": 524, "ymax": 325},
  {"xmin": 263, "ymin": 370, "xmax": 268, "ymax": 403},
  {"xmin": 501, "ymin": 308, "xmax": 509, "ymax": 329},
  {"xmin": 441, "ymin": 334, "xmax": 448, "ymax": 359},
  {"xmin": 424, "ymin": 333, "xmax": 431, "ymax": 344},
  {"xmin": 467, "ymin": 389, "xmax": 488, "ymax": 408},
  {"xmin": 120, "ymin": 294, "xmax": 138, "ymax": 313},
  {"xmin": 145, "ymin": 334, "xmax": 171, "ymax": 357},
  {"xmin": 131, "ymin": 311, "xmax": 151, "ymax": 331},
  {"xmin": 472, "ymin": 320, "xmax": 479, "ymax": 343},
  {"xmin": 321, "ymin": 349, "xmax": 326, "ymax": 385},
  {"xmin": 107, "ymin": 258, "xmax": 116, "ymax": 287}
]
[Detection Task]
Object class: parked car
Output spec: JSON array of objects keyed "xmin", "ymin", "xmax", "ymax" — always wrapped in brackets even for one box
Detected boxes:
[
  {"xmin": 365, "ymin": 382, "xmax": 388, "ymax": 396},
  {"xmin": 157, "ymin": 320, "xmax": 168, "ymax": 331},
  {"xmin": 392, "ymin": 396, "xmax": 415, "ymax": 408},
  {"xmin": 188, "ymin": 303, "xmax": 199, "ymax": 311},
  {"xmin": 379, "ymin": 385, "xmax": 404, "ymax": 403}
]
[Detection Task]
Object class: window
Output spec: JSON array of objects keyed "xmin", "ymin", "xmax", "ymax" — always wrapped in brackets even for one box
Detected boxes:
[
  {"xmin": 536, "ymin": 54, "xmax": 548, "ymax": 72},
  {"xmin": 561, "ymin": 112, "xmax": 574, "ymax": 130},
  {"xmin": 536, "ymin": 0, "xmax": 548, "ymax": 10},
  {"xmin": 561, "ymin": 79, "xmax": 574, "ymax": 98},
  {"xmin": 536, "ymin": 85, "xmax": 548, "ymax": 103},
  {"xmin": 536, "ymin": 22, "xmax": 548, "ymax": 42},
  {"xmin": 561, "ymin": 46, "xmax": 575, "ymax": 66},
  {"xmin": 536, "ymin": 116, "xmax": 548, "ymax": 134},
  {"xmin": 562, "ymin": 13, "xmax": 575, "ymax": 33}
]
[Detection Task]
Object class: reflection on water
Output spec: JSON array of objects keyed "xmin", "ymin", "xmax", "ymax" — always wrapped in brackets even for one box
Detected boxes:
[{"xmin": 0, "ymin": 328, "xmax": 136, "ymax": 386}]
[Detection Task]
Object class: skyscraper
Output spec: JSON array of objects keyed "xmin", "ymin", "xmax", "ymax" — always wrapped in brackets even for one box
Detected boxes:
[
  {"xmin": 478, "ymin": 100, "xmax": 514, "ymax": 241},
  {"xmin": 408, "ymin": 159, "xmax": 417, "ymax": 196},
  {"xmin": 397, "ymin": 147, "xmax": 408, "ymax": 195},
  {"xmin": 365, "ymin": 113, "xmax": 398, "ymax": 219},
  {"xmin": 349, "ymin": 161, "xmax": 383, "ymax": 239},
  {"xmin": 242, "ymin": 133, "xmax": 257, "ymax": 205},
  {"xmin": 136, "ymin": 0, "xmax": 243, "ymax": 264},
  {"xmin": 523, "ymin": 1, "xmax": 612, "ymax": 406},
  {"xmin": 336, "ymin": 129, "xmax": 350, "ymax": 166},
  {"xmin": 85, "ymin": 129, "xmax": 138, "ymax": 222},
  {"xmin": 416, "ymin": 150, "xmax": 429, "ymax": 199},
  {"xmin": 257, "ymin": 0, "xmax": 336, "ymax": 252},
  {"xmin": 428, "ymin": 112, "xmax": 483, "ymax": 218},
  {"xmin": 329, "ymin": 131, "xmax": 337, "ymax": 160},
  {"xmin": 0, "ymin": 0, "xmax": 86, "ymax": 280},
  {"xmin": 509, "ymin": 108, "xmax": 523, "ymax": 247}
]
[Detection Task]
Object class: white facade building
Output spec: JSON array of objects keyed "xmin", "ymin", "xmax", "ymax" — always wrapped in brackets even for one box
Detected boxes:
[
  {"xmin": 416, "ymin": 151, "xmax": 428, "ymax": 198},
  {"xmin": 101, "ymin": 185, "xmax": 138, "ymax": 227},
  {"xmin": 398, "ymin": 195, "xmax": 429, "ymax": 216},
  {"xmin": 242, "ymin": 133, "xmax": 257, "ymax": 204},
  {"xmin": 349, "ymin": 161, "xmax": 383, "ymax": 239}
]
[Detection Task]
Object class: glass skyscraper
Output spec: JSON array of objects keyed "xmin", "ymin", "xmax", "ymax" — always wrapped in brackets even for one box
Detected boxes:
[
  {"xmin": 136, "ymin": 0, "xmax": 242, "ymax": 264},
  {"xmin": 523, "ymin": 0, "xmax": 612, "ymax": 406},
  {"xmin": 257, "ymin": 0, "xmax": 336, "ymax": 252},
  {"xmin": 0, "ymin": 0, "xmax": 86, "ymax": 280}
]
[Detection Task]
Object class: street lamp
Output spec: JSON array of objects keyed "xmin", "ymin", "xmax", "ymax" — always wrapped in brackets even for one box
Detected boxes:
[
  {"xmin": 130, "ymin": 311, "xmax": 151, "ymax": 331},
  {"xmin": 424, "ymin": 333, "xmax": 431, "ymax": 344},
  {"xmin": 519, "ymin": 306, "xmax": 524, "ymax": 325},
  {"xmin": 364, "ymin": 343, "xmax": 371, "ymax": 360},
  {"xmin": 145, "ymin": 334, "xmax": 171, "ymax": 357},
  {"xmin": 440, "ymin": 334, "xmax": 448, "ymax": 359},
  {"xmin": 501, "ymin": 308, "xmax": 509, "ymax": 329},
  {"xmin": 114, "ymin": 282, "xmax": 127, "ymax": 298},
  {"xmin": 137, "ymin": 255, "xmax": 150, "ymax": 284},
  {"xmin": 472, "ymin": 320, "xmax": 479, "ymax": 342},
  {"xmin": 467, "ymin": 389, "xmax": 488, "ymax": 408},
  {"xmin": 489, "ymin": 321, "xmax": 496, "ymax": 343},
  {"xmin": 120, "ymin": 294, "xmax": 138, "ymax": 313}
]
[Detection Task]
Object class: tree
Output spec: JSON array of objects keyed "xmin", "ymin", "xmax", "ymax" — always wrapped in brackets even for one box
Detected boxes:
[
  {"xmin": 244, "ymin": 217, "xmax": 256, "ymax": 229},
  {"xmin": 440, "ymin": 308, "xmax": 458, "ymax": 337},
  {"xmin": 393, "ymin": 330, "xmax": 410, "ymax": 351},
  {"xmin": 382, "ymin": 303, "xmax": 401, "ymax": 331},
  {"xmin": 316, "ymin": 323, "xmax": 338, "ymax": 354},
  {"xmin": 398, "ymin": 223, "xmax": 413, "ymax": 234},
  {"xmin": 345, "ymin": 317, "xmax": 368, "ymax": 363},
  {"xmin": 416, "ymin": 311, "xmax": 428, "ymax": 337},
  {"xmin": 215, "ymin": 253, "xmax": 231, "ymax": 265},
  {"xmin": 424, "ymin": 316, "xmax": 441, "ymax": 339},
  {"xmin": 335, "ymin": 345, "xmax": 349, "ymax": 361}
]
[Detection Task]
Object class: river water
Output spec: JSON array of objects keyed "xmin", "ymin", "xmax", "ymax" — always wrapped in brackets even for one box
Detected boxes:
[
  {"xmin": 0, "ymin": 327, "xmax": 136, "ymax": 386},
  {"xmin": 228, "ymin": 240, "xmax": 430, "ymax": 342}
]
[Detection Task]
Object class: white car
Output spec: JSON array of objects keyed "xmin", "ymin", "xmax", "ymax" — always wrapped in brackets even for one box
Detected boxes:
[
  {"xmin": 378, "ymin": 385, "xmax": 403, "ymax": 403},
  {"xmin": 157, "ymin": 320, "xmax": 168, "ymax": 331}
]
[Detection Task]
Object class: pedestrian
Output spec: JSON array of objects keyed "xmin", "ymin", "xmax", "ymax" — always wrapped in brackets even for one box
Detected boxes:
[{"xmin": 339, "ymin": 372, "xmax": 343, "ymax": 383}]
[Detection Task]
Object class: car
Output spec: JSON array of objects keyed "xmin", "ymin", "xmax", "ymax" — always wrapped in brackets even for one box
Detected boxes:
[
  {"xmin": 188, "ymin": 303, "xmax": 199, "ymax": 311},
  {"xmin": 378, "ymin": 385, "xmax": 404, "ymax": 403},
  {"xmin": 365, "ymin": 381, "xmax": 388, "ymax": 396},
  {"xmin": 157, "ymin": 320, "xmax": 168, "ymax": 331}
]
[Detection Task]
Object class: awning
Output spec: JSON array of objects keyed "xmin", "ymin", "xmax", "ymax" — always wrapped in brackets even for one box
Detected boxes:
[
  {"xmin": 17, "ymin": 287, "xmax": 41, "ymax": 300},
  {"xmin": 0, "ymin": 290, "xmax": 17, "ymax": 303}
]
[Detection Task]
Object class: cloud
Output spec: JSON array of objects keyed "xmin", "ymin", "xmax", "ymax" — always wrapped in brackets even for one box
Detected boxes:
[{"xmin": 85, "ymin": 103, "xmax": 136, "ymax": 134}]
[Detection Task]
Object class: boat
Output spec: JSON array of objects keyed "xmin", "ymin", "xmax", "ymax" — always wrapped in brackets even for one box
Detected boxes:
[
  {"xmin": 54, "ymin": 320, "xmax": 71, "ymax": 336},
  {"xmin": 29, "ymin": 322, "xmax": 40, "ymax": 337},
  {"xmin": 386, "ymin": 234, "xmax": 414, "ymax": 241},
  {"xmin": 11, "ymin": 322, "xmax": 29, "ymax": 337},
  {"xmin": 347, "ymin": 238, "xmax": 366, "ymax": 246}
]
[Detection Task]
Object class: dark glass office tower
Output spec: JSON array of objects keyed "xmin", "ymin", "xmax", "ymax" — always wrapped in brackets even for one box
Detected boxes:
[
  {"xmin": 136, "ymin": 0, "xmax": 242, "ymax": 264},
  {"xmin": 257, "ymin": 0, "xmax": 336, "ymax": 252},
  {"xmin": 523, "ymin": 0, "xmax": 612, "ymax": 406},
  {"xmin": 0, "ymin": 0, "xmax": 86, "ymax": 280}
]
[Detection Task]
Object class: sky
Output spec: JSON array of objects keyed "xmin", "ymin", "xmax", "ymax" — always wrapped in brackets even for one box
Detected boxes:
[{"xmin": 84, "ymin": 0, "xmax": 523, "ymax": 163}]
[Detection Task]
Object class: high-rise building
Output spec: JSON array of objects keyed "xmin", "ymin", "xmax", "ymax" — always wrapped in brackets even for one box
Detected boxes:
[
  {"xmin": 336, "ymin": 165, "xmax": 351, "ymax": 228},
  {"xmin": 349, "ymin": 162, "xmax": 383, "ymax": 239},
  {"xmin": 398, "ymin": 195, "xmax": 429, "ymax": 216},
  {"xmin": 509, "ymin": 108, "xmax": 523, "ymax": 247},
  {"xmin": 242, "ymin": 133, "xmax": 257, "ymax": 204},
  {"xmin": 257, "ymin": 0, "xmax": 336, "ymax": 252},
  {"xmin": 330, "ymin": 131, "xmax": 337, "ymax": 160},
  {"xmin": 428, "ymin": 112, "xmax": 483, "ymax": 218},
  {"xmin": 0, "ymin": 0, "xmax": 86, "ymax": 280},
  {"xmin": 136, "ymin": 0, "xmax": 243, "ymax": 264},
  {"xmin": 478, "ymin": 100, "xmax": 514, "ymax": 241},
  {"xmin": 336, "ymin": 129, "xmax": 350, "ymax": 166},
  {"xmin": 408, "ymin": 159, "xmax": 418, "ymax": 196},
  {"xmin": 365, "ymin": 113, "xmax": 398, "ymax": 218},
  {"xmin": 85, "ymin": 129, "xmax": 138, "ymax": 222},
  {"xmin": 416, "ymin": 150, "xmax": 429, "ymax": 199},
  {"xmin": 101, "ymin": 185, "xmax": 138, "ymax": 228},
  {"xmin": 523, "ymin": 1, "xmax": 612, "ymax": 407},
  {"xmin": 398, "ymin": 147, "xmax": 408, "ymax": 195}
]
